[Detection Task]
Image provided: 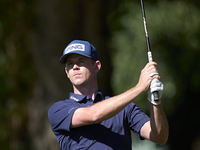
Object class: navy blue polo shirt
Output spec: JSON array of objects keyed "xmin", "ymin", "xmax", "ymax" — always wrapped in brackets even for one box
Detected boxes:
[{"xmin": 48, "ymin": 90, "xmax": 150, "ymax": 150}]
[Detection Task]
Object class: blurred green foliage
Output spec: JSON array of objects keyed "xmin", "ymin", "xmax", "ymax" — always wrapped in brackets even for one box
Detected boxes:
[{"xmin": 0, "ymin": 0, "xmax": 37, "ymax": 149}]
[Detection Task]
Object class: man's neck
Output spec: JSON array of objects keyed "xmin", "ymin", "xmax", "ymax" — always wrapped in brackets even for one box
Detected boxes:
[{"xmin": 73, "ymin": 84, "xmax": 99, "ymax": 100}]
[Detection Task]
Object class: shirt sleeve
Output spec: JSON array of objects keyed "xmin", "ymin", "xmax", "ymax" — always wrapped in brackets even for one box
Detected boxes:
[
  {"xmin": 48, "ymin": 100, "xmax": 79, "ymax": 134},
  {"xmin": 126, "ymin": 103, "xmax": 150, "ymax": 140}
]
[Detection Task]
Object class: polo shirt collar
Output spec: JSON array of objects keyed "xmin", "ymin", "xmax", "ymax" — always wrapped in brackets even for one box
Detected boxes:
[{"xmin": 69, "ymin": 90, "xmax": 104, "ymax": 103}]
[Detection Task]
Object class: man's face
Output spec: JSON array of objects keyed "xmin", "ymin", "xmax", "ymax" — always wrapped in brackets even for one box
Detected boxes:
[{"xmin": 65, "ymin": 54, "xmax": 98, "ymax": 87}]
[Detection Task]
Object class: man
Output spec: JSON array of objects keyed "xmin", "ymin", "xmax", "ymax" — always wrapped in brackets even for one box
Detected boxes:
[{"xmin": 48, "ymin": 40, "xmax": 168, "ymax": 150}]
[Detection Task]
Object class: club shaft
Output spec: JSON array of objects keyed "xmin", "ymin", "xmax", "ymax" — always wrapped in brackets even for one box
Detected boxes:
[
  {"xmin": 140, "ymin": 0, "xmax": 151, "ymax": 53},
  {"xmin": 140, "ymin": 0, "xmax": 159, "ymax": 101}
]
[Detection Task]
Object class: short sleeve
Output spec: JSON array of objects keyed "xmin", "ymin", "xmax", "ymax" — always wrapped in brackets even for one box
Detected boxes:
[
  {"xmin": 125, "ymin": 103, "xmax": 150, "ymax": 140},
  {"xmin": 48, "ymin": 100, "xmax": 79, "ymax": 133}
]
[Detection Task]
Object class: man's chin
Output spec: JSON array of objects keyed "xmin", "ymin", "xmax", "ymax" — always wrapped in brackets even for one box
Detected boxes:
[{"xmin": 72, "ymin": 80, "xmax": 85, "ymax": 86}]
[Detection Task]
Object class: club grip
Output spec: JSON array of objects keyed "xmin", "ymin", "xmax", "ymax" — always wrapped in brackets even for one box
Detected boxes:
[{"xmin": 153, "ymin": 91, "xmax": 159, "ymax": 101}]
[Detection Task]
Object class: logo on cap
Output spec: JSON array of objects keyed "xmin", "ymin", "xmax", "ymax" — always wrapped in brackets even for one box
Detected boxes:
[{"xmin": 64, "ymin": 43, "xmax": 85, "ymax": 54}]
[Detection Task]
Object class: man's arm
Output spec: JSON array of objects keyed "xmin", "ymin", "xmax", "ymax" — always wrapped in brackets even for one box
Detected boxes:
[
  {"xmin": 140, "ymin": 104, "xmax": 169, "ymax": 144},
  {"xmin": 70, "ymin": 62, "xmax": 158, "ymax": 128},
  {"xmin": 71, "ymin": 85, "xmax": 146, "ymax": 128}
]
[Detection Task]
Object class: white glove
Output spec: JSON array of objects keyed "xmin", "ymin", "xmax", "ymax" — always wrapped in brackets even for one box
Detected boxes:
[{"xmin": 147, "ymin": 78, "xmax": 164, "ymax": 105}]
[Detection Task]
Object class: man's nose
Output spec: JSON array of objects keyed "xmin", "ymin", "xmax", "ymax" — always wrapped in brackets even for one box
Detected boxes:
[{"xmin": 73, "ymin": 63, "xmax": 79, "ymax": 69}]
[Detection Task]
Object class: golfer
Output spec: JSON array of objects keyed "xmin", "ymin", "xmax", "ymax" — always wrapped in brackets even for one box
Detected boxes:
[{"xmin": 48, "ymin": 40, "xmax": 168, "ymax": 150}]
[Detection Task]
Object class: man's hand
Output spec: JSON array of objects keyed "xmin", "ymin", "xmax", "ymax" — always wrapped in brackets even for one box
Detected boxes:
[
  {"xmin": 147, "ymin": 78, "xmax": 164, "ymax": 105},
  {"xmin": 136, "ymin": 62, "xmax": 160, "ymax": 92}
]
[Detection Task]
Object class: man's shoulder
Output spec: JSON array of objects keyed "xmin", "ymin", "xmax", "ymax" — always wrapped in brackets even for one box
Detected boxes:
[{"xmin": 48, "ymin": 99, "xmax": 74, "ymax": 113}]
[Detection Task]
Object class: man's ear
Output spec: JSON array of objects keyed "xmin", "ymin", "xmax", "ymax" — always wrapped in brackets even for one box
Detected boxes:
[
  {"xmin": 65, "ymin": 67, "xmax": 69, "ymax": 78},
  {"xmin": 95, "ymin": 60, "xmax": 101, "ymax": 73}
]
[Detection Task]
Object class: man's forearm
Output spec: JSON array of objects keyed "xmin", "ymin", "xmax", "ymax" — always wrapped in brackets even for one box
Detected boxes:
[
  {"xmin": 90, "ymin": 86, "xmax": 144, "ymax": 122},
  {"xmin": 150, "ymin": 104, "xmax": 169, "ymax": 144}
]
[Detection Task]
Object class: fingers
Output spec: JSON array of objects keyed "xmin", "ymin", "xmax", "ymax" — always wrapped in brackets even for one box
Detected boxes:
[
  {"xmin": 137, "ymin": 62, "xmax": 161, "ymax": 92},
  {"xmin": 153, "ymin": 74, "xmax": 161, "ymax": 81},
  {"xmin": 145, "ymin": 62, "xmax": 157, "ymax": 72},
  {"xmin": 145, "ymin": 62, "xmax": 161, "ymax": 80},
  {"xmin": 149, "ymin": 72, "xmax": 158, "ymax": 77}
]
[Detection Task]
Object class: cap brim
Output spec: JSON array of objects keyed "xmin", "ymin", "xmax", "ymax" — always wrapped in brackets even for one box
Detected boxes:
[
  {"xmin": 59, "ymin": 54, "xmax": 68, "ymax": 64},
  {"xmin": 59, "ymin": 51, "xmax": 93, "ymax": 64}
]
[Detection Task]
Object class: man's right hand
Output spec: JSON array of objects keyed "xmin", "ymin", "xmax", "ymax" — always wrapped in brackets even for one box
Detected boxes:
[{"xmin": 136, "ymin": 62, "xmax": 161, "ymax": 92}]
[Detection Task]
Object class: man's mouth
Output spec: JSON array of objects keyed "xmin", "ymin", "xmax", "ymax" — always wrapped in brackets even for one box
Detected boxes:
[{"xmin": 73, "ymin": 73, "xmax": 81, "ymax": 77}]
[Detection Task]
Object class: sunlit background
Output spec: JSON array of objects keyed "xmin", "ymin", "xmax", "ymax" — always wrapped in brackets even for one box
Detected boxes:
[{"xmin": 1, "ymin": 0, "xmax": 200, "ymax": 150}]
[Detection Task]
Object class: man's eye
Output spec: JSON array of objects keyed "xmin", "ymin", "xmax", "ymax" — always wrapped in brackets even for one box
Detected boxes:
[
  {"xmin": 67, "ymin": 62, "xmax": 73, "ymax": 67},
  {"xmin": 79, "ymin": 60, "xmax": 85, "ymax": 64}
]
